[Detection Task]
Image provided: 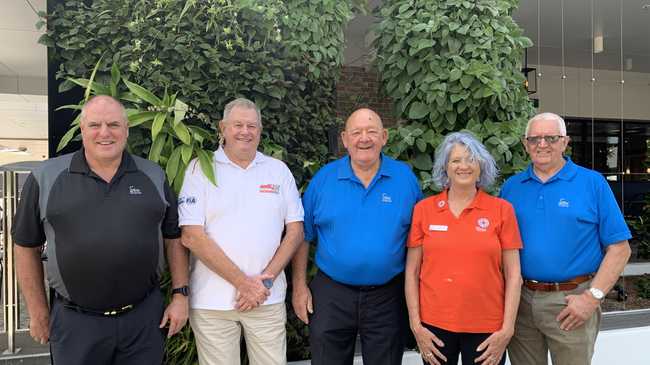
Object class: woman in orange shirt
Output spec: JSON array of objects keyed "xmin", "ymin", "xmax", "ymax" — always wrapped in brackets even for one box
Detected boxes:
[{"xmin": 406, "ymin": 131, "xmax": 522, "ymax": 365}]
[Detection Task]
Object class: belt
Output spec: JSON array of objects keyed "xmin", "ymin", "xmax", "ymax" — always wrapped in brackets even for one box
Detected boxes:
[
  {"xmin": 524, "ymin": 274, "xmax": 594, "ymax": 292},
  {"xmin": 321, "ymin": 270, "xmax": 403, "ymax": 292},
  {"xmin": 54, "ymin": 290, "xmax": 150, "ymax": 317}
]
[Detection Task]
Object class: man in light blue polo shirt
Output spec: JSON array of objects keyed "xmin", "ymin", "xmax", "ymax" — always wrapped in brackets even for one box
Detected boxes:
[
  {"xmin": 291, "ymin": 108, "xmax": 422, "ymax": 365},
  {"xmin": 501, "ymin": 112, "xmax": 631, "ymax": 365}
]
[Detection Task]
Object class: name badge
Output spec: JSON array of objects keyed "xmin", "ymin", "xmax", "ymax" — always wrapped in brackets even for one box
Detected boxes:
[{"xmin": 429, "ymin": 224, "xmax": 448, "ymax": 232}]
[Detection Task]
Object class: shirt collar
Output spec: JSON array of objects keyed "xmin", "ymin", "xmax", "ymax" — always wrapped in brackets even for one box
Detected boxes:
[
  {"xmin": 435, "ymin": 189, "xmax": 489, "ymax": 212},
  {"xmin": 69, "ymin": 148, "xmax": 136, "ymax": 176},
  {"xmin": 521, "ymin": 156, "xmax": 577, "ymax": 183},
  {"xmin": 337, "ymin": 153, "xmax": 393, "ymax": 180},
  {"xmin": 215, "ymin": 146, "xmax": 266, "ymax": 168}
]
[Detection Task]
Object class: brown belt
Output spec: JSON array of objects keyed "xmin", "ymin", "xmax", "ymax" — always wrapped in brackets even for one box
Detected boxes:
[{"xmin": 523, "ymin": 274, "xmax": 594, "ymax": 292}]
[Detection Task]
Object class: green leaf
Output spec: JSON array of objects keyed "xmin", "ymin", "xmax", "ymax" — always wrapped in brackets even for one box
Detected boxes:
[
  {"xmin": 56, "ymin": 125, "xmax": 80, "ymax": 152},
  {"xmin": 55, "ymin": 104, "xmax": 83, "ymax": 111},
  {"xmin": 406, "ymin": 59, "xmax": 421, "ymax": 75},
  {"xmin": 148, "ymin": 134, "xmax": 167, "ymax": 163},
  {"xmin": 172, "ymin": 162, "xmax": 188, "ymax": 194},
  {"xmin": 196, "ymin": 149, "xmax": 217, "ymax": 186},
  {"xmin": 68, "ymin": 78, "xmax": 110, "ymax": 96},
  {"xmin": 85, "ymin": 55, "xmax": 105, "ymax": 102},
  {"xmin": 412, "ymin": 152, "xmax": 433, "ymax": 171},
  {"xmin": 460, "ymin": 75, "xmax": 473, "ymax": 88},
  {"xmin": 408, "ymin": 102, "xmax": 429, "ymax": 120},
  {"xmin": 124, "ymin": 79, "xmax": 162, "ymax": 106},
  {"xmin": 173, "ymin": 99, "xmax": 188, "ymax": 126},
  {"xmin": 449, "ymin": 68, "xmax": 462, "ymax": 81},
  {"xmin": 416, "ymin": 138, "xmax": 427, "ymax": 152},
  {"xmin": 173, "ymin": 122, "xmax": 192, "ymax": 145},
  {"xmin": 166, "ymin": 146, "xmax": 182, "ymax": 185},
  {"xmin": 151, "ymin": 112, "xmax": 167, "ymax": 140},
  {"xmin": 110, "ymin": 62, "xmax": 121, "ymax": 97},
  {"xmin": 128, "ymin": 111, "xmax": 158, "ymax": 127},
  {"xmin": 180, "ymin": 145, "xmax": 193, "ymax": 164}
]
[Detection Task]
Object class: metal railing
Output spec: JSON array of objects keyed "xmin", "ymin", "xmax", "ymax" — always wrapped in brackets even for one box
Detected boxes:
[{"xmin": 2, "ymin": 170, "xmax": 24, "ymax": 354}]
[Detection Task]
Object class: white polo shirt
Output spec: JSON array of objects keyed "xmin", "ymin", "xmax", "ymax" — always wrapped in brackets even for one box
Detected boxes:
[{"xmin": 178, "ymin": 147, "xmax": 304, "ymax": 310}]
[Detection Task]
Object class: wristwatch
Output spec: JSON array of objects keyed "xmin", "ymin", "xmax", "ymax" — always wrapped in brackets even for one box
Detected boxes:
[
  {"xmin": 588, "ymin": 287, "xmax": 605, "ymax": 300},
  {"xmin": 172, "ymin": 285, "xmax": 190, "ymax": 297}
]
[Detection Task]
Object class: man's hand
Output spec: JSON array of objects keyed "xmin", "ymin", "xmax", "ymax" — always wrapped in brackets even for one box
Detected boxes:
[
  {"xmin": 291, "ymin": 283, "xmax": 313, "ymax": 324},
  {"xmin": 159, "ymin": 295, "xmax": 189, "ymax": 337},
  {"xmin": 29, "ymin": 310, "xmax": 49, "ymax": 345},
  {"xmin": 556, "ymin": 290, "xmax": 600, "ymax": 331},
  {"xmin": 235, "ymin": 274, "xmax": 272, "ymax": 312}
]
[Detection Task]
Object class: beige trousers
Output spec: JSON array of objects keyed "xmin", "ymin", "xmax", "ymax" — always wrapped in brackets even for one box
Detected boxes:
[
  {"xmin": 508, "ymin": 281, "xmax": 601, "ymax": 365},
  {"xmin": 190, "ymin": 302, "xmax": 287, "ymax": 365}
]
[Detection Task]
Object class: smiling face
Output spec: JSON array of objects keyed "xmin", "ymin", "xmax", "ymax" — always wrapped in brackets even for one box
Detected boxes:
[
  {"xmin": 524, "ymin": 116, "xmax": 569, "ymax": 172},
  {"xmin": 446, "ymin": 144, "xmax": 481, "ymax": 189},
  {"xmin": 219, "ymin": 105, "xmax": 261, "ymax": 160},
  {"xmin": 79, "ymin": 97, "xmax": 129, "ymax": 165},
  {"xmin": 342, "ymin": 109, "xmax": 388, "ymax": 169}
]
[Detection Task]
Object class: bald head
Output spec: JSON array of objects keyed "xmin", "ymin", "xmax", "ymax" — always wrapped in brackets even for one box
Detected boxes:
[
  {"xmin": 80, "ymin": 95, "xmax": 128, "ymax": 125},
  {"xmin": 345, "ymin": 108, "xmax": 383, "ymax": 131}
]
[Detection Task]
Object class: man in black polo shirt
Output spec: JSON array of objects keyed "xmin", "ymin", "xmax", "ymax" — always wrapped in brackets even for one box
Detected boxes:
[{"xmin": 12, "ymin": 95, "xmax": 189, "ymax": 365}]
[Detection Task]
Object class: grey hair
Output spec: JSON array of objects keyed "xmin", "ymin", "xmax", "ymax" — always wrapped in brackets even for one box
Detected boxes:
[
  {"xmin": 223, "ymin": 98, "xmax": 262, "ymax": 127},
  {"xmin": 525, "ymin": 112, "xmax": 566, "ymax": 136},
  {"xmin": 80, "ymin": 95, "xmax": 128, "ymax": 124},
  {"xmin": 431, "ymin": 131, "xmax": 499, "ymax": 189}
]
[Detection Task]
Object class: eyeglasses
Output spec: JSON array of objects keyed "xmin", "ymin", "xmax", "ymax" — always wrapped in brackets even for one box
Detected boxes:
[{"xmin": 524, "ymin": 135, "xmax": 565, "ymax": 145}]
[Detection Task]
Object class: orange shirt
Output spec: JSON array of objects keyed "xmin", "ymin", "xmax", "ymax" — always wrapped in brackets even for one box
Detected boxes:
[{"xmin": 407, "ymin": 190, "xmax": 522, "ymax": 333}]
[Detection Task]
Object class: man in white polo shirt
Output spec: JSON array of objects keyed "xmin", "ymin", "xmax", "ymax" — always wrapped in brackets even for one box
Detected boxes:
[{"xmin": 178, "ymin": 98, "xmax": 304, "ymax": 365}]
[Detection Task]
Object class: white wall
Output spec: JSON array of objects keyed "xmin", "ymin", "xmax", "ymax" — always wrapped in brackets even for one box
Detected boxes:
[{"xmin": 532, "ymin": 64, "xmax": 650, "ymax": 121}]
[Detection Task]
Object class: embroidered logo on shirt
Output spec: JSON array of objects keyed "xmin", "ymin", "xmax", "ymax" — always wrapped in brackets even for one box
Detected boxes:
[
  {"xmin": 259, "ymin": 184, "xmax": 280, "ymax": 194},
  {"xmin": 558, "ymin": 198, "xmax": 570, "ymax": 208},
  {"xmin": 381, "ymin": 193, "xmax": 392, "ymax": 203},
  {"xmin": 437, "ymin": 200, "xmax": 446, "ymax": 208},
  {"xmin": 178, "ymin": 196, "xmax": 197, "ymax": 206},
  {"xmin": 129, "ymin": 186, "xmax": 142, "ymax": 195},
  {"xmin": 476, "ymin": 217, "xmax": 490, "ymax": 232}
]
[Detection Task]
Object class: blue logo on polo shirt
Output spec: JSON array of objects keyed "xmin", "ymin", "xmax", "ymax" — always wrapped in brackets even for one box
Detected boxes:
[
  {"xmin": 558, "ymin": 198, "xmax": 570, "ymax": 208},
  {"xmin": 381, "ymin": 193, "xmax": 392, "ymax": 203}
]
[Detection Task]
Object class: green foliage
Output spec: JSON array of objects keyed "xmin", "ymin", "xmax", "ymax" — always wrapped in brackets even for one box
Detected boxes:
[
  {"xmin": 57, "ymin": 60, "xmax": 216, "ymax": 193},
  {"xmin": 375, "ymin": 0, "xmax": 535, "ymax": 194},
  {"xmin": 636, "ymin": 275, "xmax": 650, "ymax": 300},
  {"xmin": 627, "ymin": 140, "xmax": 650, "ymax": 260},
  {"xmin": 42, "ymin": 0, "xmax": 352, "ymax": 187}
]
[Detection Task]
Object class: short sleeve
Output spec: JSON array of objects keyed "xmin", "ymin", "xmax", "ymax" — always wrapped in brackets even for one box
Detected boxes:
[
  {"xmin": 595, "ymin": 175, "xmax": 632, "ymax": 245},
  {"xmin": 498, "ymin": 200, "xmax": 523, "ymax": 250},
  {"xmin": 178, "ymin": 160, "xmax": 207, "ymax": 227},
  {"xmin": 407, "ymin": 202, "xmax": 425, "ymax": 248},
  {"xmin": 11, "ymin": 173, "xmax": 46, "ymax": 247},
  {"xmin": 162, "ymin": 181, "xmax": 181, "ymax": 239},
  {"xmin": 281, "ymin": 165, "xmax": 304, "ymax": 224},
  {"xmin": 302, "ymin": 176, "xmax": 317, "ymax": 243}
]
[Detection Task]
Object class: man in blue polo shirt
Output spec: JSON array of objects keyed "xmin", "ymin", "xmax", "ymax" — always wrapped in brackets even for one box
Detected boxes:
[
  {"xmin": 501, "ymin": 112, "xmax": 631, "ymax": 365},
  {"xmin": 291, "ymin": 108, "xmax": 422, "ymax": 365}
]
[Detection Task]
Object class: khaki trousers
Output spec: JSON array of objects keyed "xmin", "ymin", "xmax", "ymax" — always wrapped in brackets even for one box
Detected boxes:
[
  {"xmin": 190, "ymin": 302, "xmax": 287, "ymax": 365},
  {"xmin": 508, "ymin": 281, "xmax": 601, "ymax": 365}
]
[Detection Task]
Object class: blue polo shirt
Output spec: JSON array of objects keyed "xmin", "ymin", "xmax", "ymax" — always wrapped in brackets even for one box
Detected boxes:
[
  {"xmin": 500, "ymin": 158, "xmax": 631, "ymax": 282},
  {"xmin": 303, "ymin": 154, "xmax": 423, "ymax": 285}
]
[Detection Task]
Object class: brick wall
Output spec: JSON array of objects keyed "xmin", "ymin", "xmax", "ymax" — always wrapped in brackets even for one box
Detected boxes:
[{"xmin": 336, "ymin": 66, "xmax": 397, "ymax": 127}]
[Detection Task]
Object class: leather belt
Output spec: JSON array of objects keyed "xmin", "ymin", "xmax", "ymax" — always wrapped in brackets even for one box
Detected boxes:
[
  {"xmin": 524, "ymin": 274, "xmax": 594, "ymax": 292},
  {"xmin": 54, "ymin": 289, "xmax": 151, "ymax": 317}
]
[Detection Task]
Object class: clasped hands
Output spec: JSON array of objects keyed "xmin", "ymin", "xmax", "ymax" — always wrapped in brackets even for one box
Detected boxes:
[{"xmin": 235, "ymin": 273, "xmax": 273, "ymax": 312}]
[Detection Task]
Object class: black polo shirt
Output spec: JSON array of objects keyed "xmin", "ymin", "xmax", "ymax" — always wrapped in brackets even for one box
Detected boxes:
[{"xmin": 12, "ymin": 150, "xmax": 180, "ymax": 310}]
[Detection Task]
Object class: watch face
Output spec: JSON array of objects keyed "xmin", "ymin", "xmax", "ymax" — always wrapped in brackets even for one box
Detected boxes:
[{"xmin": 590, "ymin": 288, "xmax": 604, "ymax": 300}]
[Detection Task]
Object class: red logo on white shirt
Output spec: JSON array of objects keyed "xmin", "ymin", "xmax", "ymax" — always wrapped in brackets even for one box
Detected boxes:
[{"xmin": 259, "ymin": 184, "xmax": 280, "ymax": 194}]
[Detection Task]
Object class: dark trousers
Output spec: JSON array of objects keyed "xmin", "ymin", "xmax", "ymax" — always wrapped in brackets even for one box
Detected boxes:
[
  {"xmin": 422, "ymin": 323, "xmax": 506, "ymax": 365},
  {"xmin": 49, "ymin": 289, "xmax": 165, "ymax": 365},
  {"xmin": 309, "ymin": 270, "xmax": 407, "ymax": 365}
]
